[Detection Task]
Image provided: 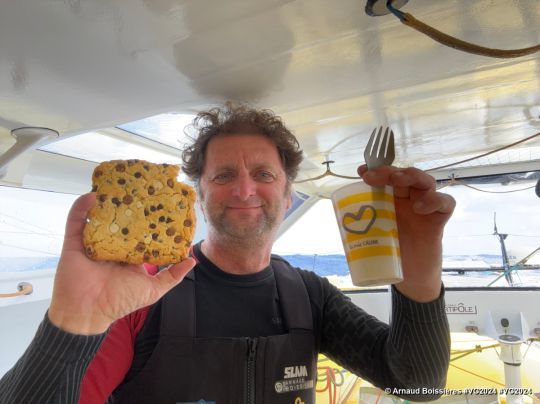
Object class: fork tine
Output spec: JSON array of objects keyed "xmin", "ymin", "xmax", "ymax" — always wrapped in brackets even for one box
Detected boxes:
[
  {"xmin": 387, "ymin": 129, "xmax": 395, "ymax": 161},
  {"xmin": 363, "ymin": 128, "xmax": 377, "ymax": 162},
  {"xmin": 377, "ymin": 127, "xmax": 389, "ymax": 160},
  {"xmin": 372, "ymin": 126, "xmax": 383, "ymax": 159}
]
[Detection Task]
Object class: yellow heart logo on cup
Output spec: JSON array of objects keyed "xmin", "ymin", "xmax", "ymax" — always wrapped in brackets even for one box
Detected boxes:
[{"xmin": 342, "ymin": 205, "xmax": 377, "ymax": 234}]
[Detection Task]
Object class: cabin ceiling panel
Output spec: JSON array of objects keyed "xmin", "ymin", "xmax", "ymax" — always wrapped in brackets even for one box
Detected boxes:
[{"xmin": 0, "ymin": 0, "xmax": 539, "ymax": 195}]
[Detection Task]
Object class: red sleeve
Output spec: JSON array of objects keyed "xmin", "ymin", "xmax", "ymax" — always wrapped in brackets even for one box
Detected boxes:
[{"xmin": 78, "ymin": 264, "xmax": 158, "ymax": 403}]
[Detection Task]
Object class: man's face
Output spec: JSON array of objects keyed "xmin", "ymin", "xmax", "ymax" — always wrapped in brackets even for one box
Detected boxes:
[{"xmin": 199, "ymin": 134, "xmax": 292, "ymax": 245}]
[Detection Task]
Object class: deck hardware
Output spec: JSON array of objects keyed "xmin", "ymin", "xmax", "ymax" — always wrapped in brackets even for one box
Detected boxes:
[
  {"xmin": 0, "ymin": 282, "xmax": 33, "ymax": 298},
  {"xmin": 365, "ymin": 0, "xmax": 408, "ymax": 16},
  {"xmin": 0, "ymin": 127, "xmax": 59, "ymax": 178}
]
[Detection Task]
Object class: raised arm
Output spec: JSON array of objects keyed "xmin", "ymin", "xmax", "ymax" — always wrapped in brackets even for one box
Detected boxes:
[
  {"xmin": 0, "ymin": 193, "xmax": 195, "ymax": 403},
  {"xmin": 359, "ymin": 165, "xmax": 455, "ymax": 302}
]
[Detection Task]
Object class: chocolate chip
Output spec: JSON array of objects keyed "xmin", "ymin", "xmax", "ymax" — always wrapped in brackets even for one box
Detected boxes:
[
  {"xmin": 174, "ymin": 235, "xmax": 184, "ymax": 244},
  {"xmin": 152, "ymin": 233, "xmax": 159, "ymax": 240},
  {"xmin": 144, "ymin": 209, "xmax": 149, "ymax": 216},
  {"xmin": 143, "ymin": 252, "xmax": 151, "ymax": 261},
  {"xmin": 148, "ymin": 186, "xmax": 155, "ymax": 195},
  {"xmin": 121, "ymin": 228, "xmax": 129, "ymax": 235},
  {"xmin": 162, "ymin": 163, "xmax": 169, "ymax": 168},
  {"xmin": 157, "ymin": 204, "xmax": 163, "ymax": 210},
  {"xmin": 99, "ymin": 194, "xmax": 108, "ymax": 202},
  {"xmin": 117, "ymin": 178, "xmax": 126, "ymax": 185},
  {"xmin": 152, "ymin": 250, "xmax": 160, "ymax": 257},
  {"xmin": 116, "ymin": 164, "xmax": 126, "ymax": 172},
  {"xmin": 134, "ymin": 172, "xmax": 142, "ymax": 178},
  {"xmin": 159, "ymin": 216, "xmax": 165, "ymax": 222},
  {"xmin": 166, "ymin": 227, "xmax": 175, "ymax": 236},
  {"xmin": 149, "ymin": 223, "xmax": 157, "ymax": 229},
  {"xmin": 86, "ymin": 246, "xmax": 94, "ymax": 256},
  {"xmin": 166, "ymin": 217, "xmax": 173, "ymax": 223},
  {"xmin": 183, "ymin": 219, "xmax": 192, "ymax": 227},
  {"xmin": 123, "ymin": 195, "xmax": 133, "ymax": 204},
  {"xmin": 150, "ymin": 205, "xmax": 156, "ymax": 212},
  {"xmin": 94, "ymin": 170, "xmax": 103, "ymax": 177},
  {"xmin": 127, "ymin": 159, "xmax": 138, "ymax": 166},
  {"xmin": 143, "ymin": 165, "xmax": 149, "ymax": 171},
  {"xmin": 135, "ymin": 242, "xmax": 146, "ymax": 252},
  {"xmin": 167, "ymin": 179, "xmax": 174, "ymax": 188},
  {"xmin": 91, "ymin": 185, "xmax": 98, "ymax": 192},
  {"xmin": 181, "ymin": 189, "xmax": 188, "ymax": 196},
  {"xmin": 112, "ymin": 197, "xmax": 121, "ymax": 206},
  {"xmin": 178, "ymin": 201, "xmax": 186, "ymax": 209}
]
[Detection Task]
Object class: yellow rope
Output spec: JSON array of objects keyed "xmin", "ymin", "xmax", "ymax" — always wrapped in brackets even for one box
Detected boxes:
[
  {"xmin": 400, "ymin": 12, "xmax": 540, "ymax": 59},
  {"xmin": 449, "ymin": 363, "xmax": 505, "ymax": 386}
]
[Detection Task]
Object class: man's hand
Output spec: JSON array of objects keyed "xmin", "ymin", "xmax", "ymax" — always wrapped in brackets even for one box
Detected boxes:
[
  {"xmin": 48, "ymin": 193, "xmax": 196, "ymax": 335},
  {"xmin": 358, "ymin": 165, "xmax": 455, "ymax": 302}
]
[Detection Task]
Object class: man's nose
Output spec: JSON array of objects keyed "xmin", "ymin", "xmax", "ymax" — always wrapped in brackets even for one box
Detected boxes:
[{"xmin": 232, "ymin": 173, "xmax": 257, "ymax": 200}]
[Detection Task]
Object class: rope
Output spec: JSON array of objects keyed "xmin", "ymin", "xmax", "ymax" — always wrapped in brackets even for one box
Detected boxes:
[
  {"xmin": 450, "ymin": 343, "xmax": 499, "ymax": 362},
  {"xmin": 460, "ymin": 182, "xmax": 535, "ymax": 194},
  {"xmin": 0, "ymin": 282, "xmax": 33, "ymax": 298},
  {"xmin": 443, "ymin": 179, "xmax": 537, "ymax": 194},
  {"xmin": 387, "ymin": 3, "xmax": 540, "ymax": 58},
  {"xmin": 449, "ymin": 363, "xmax": 505, "ymax": 386},
  {"xmin": 294, "ymin": 168, "xmax": 359, "ymax": 184}
]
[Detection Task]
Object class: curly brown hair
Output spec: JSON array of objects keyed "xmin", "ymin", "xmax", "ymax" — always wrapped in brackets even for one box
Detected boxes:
[{"xmin": 181, "ymin": 102, "xmax": 303, "ymax": 186}]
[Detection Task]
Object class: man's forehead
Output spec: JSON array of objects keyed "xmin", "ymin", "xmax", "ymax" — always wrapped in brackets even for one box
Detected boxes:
[{"xmin": 205, "ymin": 134, "xmax": 282, "ymax": 166}]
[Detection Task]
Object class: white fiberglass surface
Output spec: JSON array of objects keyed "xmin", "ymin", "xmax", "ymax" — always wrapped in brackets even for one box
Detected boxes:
[{"xmin": 416, "ymin": 145, "xmax": 540, "ymax": 172}]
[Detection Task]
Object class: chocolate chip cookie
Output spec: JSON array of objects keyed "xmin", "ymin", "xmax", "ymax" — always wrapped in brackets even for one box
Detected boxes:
[{"xmin": 83, "ymin": 159, "xmax": 196, "ymax": 265}]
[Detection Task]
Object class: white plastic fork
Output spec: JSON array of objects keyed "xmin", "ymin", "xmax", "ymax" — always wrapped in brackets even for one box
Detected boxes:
[{"xmin": 363, "ymin": 126, "xmax": 395, "ymax": 170}]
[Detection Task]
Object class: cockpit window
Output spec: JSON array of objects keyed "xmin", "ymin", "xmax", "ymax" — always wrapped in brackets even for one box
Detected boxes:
[
  {"xmin": 117, "ymin": 113, "xmax": 196, "ymax": 150},
  {"xmin": 39, "ymin": 131, "xmax": 183, "ymax": 165}
]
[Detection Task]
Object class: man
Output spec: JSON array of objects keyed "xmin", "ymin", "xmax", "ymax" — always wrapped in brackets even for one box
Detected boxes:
[{"xmin": 0, "ymin": 103, "xmax": 455, "ymax": 403}]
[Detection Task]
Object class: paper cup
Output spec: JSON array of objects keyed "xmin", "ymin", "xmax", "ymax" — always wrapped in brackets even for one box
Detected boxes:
[{"xmin": 331, "ymin": 182, "xmax": 403, "ymax": 287}]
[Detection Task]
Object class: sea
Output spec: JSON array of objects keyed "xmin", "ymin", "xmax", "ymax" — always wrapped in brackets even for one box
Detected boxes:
[{"xmin": 2, "ymin": 254, "xmax": 539, "ymax": 289}]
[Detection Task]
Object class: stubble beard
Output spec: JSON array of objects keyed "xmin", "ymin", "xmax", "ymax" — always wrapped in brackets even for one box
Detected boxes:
[{"xmin": 206, "ymin": 204, "xmax": 280, "ymax": 248}]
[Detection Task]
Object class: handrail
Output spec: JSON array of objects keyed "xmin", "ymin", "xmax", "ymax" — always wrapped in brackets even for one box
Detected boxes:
[{"xmin": 0, "ymin": 282, "xmax": 33, "ymax": 298}]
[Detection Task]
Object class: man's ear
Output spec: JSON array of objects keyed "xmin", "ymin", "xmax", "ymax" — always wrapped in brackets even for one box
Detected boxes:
[
  {"xmin": 196, "ymin": 184, "xmax": 207, "ymax": 219},
  {"xmin": 286, "ymin": 190, "xmax": 293, "ymax": 211}
]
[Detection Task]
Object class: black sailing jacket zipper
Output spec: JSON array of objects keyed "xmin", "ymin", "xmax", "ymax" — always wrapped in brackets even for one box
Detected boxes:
[{"xmin": 246, "ymin": 338, "xmax": 258, "ymax": 404}]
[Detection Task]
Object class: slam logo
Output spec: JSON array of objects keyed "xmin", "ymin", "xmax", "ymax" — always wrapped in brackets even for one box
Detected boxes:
[{"xmin": 284, "ymin": 365, "xmax": 308, "ymax": 379}]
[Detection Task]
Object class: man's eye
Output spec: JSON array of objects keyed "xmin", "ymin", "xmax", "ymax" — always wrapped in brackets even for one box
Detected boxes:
[
  {"xmin": 255, "ymin": 171, "xmax": 275, "ymax": 182},
  {"xmin": 213, "ymin": 173, "xmax": 234, "ymax": 184}
]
